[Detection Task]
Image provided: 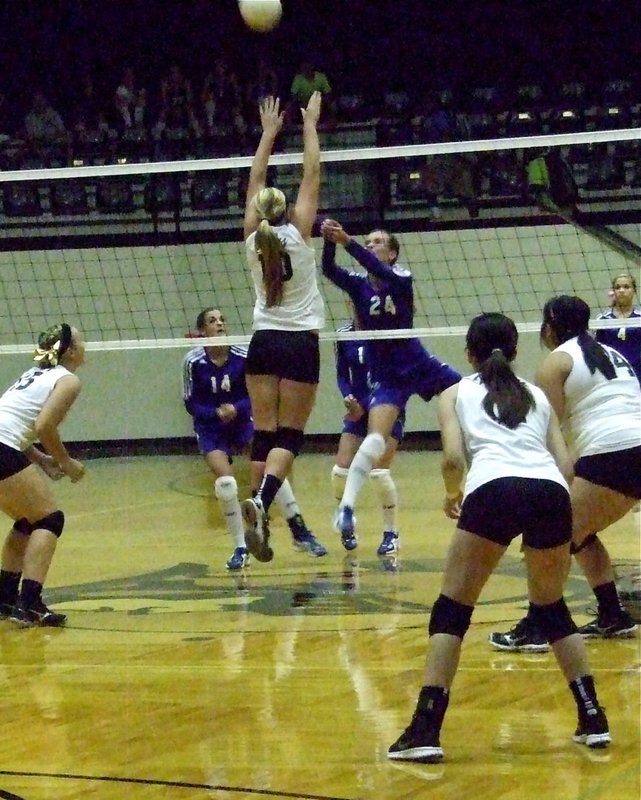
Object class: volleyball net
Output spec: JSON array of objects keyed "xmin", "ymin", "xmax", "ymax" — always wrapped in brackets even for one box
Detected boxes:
[{"xmin": 0, "ymin": 124, "xmax": 639, "ymax": 355}]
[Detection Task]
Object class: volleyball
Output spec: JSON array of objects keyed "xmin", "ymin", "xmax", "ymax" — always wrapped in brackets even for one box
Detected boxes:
[{"xmin": 239, "ymin": 0, "xmax": 282, "ymax": 32}]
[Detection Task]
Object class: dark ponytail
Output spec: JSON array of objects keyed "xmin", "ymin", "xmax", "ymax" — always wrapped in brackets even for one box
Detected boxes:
[
  {"xmin": 467, "ymin": 312, "xmax": 535, "ymax": 429},
  {"xmin": 542, "ymin": 295, "xmax": 616, "ymax": 379}
]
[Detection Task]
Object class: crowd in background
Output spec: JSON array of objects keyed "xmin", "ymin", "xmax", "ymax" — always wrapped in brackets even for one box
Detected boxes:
[{"xmin": 0, "ymin": 49, "xmax": 639, "ymax": 172}]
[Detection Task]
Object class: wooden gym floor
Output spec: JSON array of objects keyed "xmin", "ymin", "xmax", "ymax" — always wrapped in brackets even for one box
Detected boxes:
[{"xmin": 0, "ymin": 451, "xmax": 638, "ymax": 800}]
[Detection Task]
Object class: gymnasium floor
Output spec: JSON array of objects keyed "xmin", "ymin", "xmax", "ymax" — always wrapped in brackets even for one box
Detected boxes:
[{"xmin": 0, "ymin": 451, "xmax": 638, "ymax": 800}]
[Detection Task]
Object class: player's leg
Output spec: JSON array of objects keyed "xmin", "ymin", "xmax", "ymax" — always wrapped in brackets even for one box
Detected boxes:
[
  {"xmin": 372, "ymin": 424, "xmax": 402, "ymax": 556},
  {"xmin": 273, "ymin": 477, "xmax": 328, "ymax": 557},
  {"xmin": 388, "ymin": 525, "xmax": 504, "ymax": 763},
  {"xmin": 205, "ymin": 448, "xmax": 248, "ymax": 571},
  {"xmin": 0, "ymin": 518, "xmax": 31, "ymax": 616},
  {"xmin": 571, "ymin": 477, "xmax": 637, "ymax": 638},
  {"xmin": 497, "ymin": 479, "xmax": 609, "ymax": 748},
  {"xmin": 243, "ymin": 346, "xmax": 319, "ymax": 562},
  {"xmin": 331, "ymin": 424, "xmax": 363, "ymax": 549},
  {"xmin": 335, "ymin": 401, "xmax": 397, "ymax": 546},
  {"xmin": 241, "ymin": 373, "xmax": 280, "ymax": 562},
  {"xmin": 0, "ymin": 462, "xmax": 66, "ymax": 627}
]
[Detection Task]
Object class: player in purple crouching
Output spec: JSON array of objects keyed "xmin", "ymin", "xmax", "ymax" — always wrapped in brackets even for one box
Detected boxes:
[{"xmin": 182, "ymin": 307, "xmax": 326, "ymax": 570}]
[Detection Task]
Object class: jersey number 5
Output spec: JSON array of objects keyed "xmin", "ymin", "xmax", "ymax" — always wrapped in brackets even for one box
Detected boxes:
[{"xmin": 10, "ymin": 369, "xmax": 43, "ymax": 392}]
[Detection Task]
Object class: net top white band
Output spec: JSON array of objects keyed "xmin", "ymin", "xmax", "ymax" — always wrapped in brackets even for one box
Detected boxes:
[
  {"xmin": 0, "ymin": 127, "xmax": 638, "ymax": 182},
  {"xmin": 0, "ymin": 317, "xmax": 636, "ymax": 354}
]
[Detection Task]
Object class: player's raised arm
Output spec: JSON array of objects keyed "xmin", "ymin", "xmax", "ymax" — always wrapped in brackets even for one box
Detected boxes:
[
  {"xmin": 291, "ymin": 91, "xmax": 322, "ymax": 241},
  {"xmin": 243, "ymin": 96, "xmax": 285, "ymax": 239}
]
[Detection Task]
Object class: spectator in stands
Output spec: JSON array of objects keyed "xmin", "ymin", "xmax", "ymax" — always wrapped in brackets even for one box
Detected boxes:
[
  {"xmin": 200, "ymin": 58, "xmax": 248, "ymax": 152},
  {"xmin": 245, "ymin": 58, "xmax": 280, "ymax": 120},
  {"xmin": 153, "ymin": 64, "xmax": 202, "ymax": 156},
  {"xmin": 71, "ymin": 73, "xmax": 114, "ymax": 160},
  {"xmin": 114, "ymin": 67, "xmax": 148, "ymax": 133},
  {"xmin": 288, "ymin": 60, "xmax": 332, "ymax": 123},
  {"xmin": 23, "ymin": 91, "xmax": 71, "ymax": 165},
  {"xmin": 419, "ymin": 91, "xmax": 477, "ymax": 219}
]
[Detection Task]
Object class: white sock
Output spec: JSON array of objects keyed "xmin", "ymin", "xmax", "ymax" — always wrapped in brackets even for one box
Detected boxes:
[
  {"xmin": 342, "ymin": 433, "xmax": 386, "ymax": 509},
  {"xmin": 274, "ymin": 478, "xmax": 299, "ymax": 521},
  {"xmin": 214, "ymin": 476, "xmax": 245, "ymax": 548},
  {"xmin": 331, "ymin": 465, "xmax": 349, "ymax": 503},
  {"xmin": 370, "ymin": 468, "xmax": 398, "ymax": 532}
]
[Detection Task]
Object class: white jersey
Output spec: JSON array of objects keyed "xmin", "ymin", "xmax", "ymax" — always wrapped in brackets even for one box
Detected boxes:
[
  {"xmin": 246, "ymin": 223, "xmax": 325, "ymax": 331},
  {"xmin": 0, "ymin": 365, "xmax": 72, "ymax": 451},
  {"xmin": 554, "ymin": 336, "xmax": 641, "ymax": 458},
  {"xmin": 455, "ymin": 374, "xmax": 568, "ymax": 498}
]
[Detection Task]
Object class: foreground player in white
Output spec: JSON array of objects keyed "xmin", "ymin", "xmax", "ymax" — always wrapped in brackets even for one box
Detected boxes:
[
  {"xmin": 388, "ymin": 312, "xmax": 609, "ymax": 763},
  {"xmin": 0, "ymin": 323, "xmax": 86, "ymax": 627},
  {"xmin": 490, "ymin": 295, "xmax": 639, "ymax": 651}
]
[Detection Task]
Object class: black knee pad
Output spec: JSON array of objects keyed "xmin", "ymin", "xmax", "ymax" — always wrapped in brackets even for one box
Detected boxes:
[
  {"xmin": 250, "ymin": 430, "xmax": 277, "ymax": 462},
  {"xmin": 13, "ymin": 517, "xmax": 32, "ymax": 536},
  {"xmin": 428, "ymin": 593, "xmax": 474, "ymax": 639},
  {"xmin": 275, "ymin": 426, "xmax": 305, "ymax": 457},
  {"xmin": 32, "ymin": 510, "xmax": 65, "ymax": 539},
  {"xmin": 570, "ymin": 532, "xmax": 599, "ymax": 555},
  {"xmin": 529, "ymin": 598, "xmax": 578, "ymax": 644}
]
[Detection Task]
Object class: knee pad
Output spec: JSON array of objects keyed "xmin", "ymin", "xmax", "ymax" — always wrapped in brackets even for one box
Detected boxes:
[
  {"xmin": 12, "ymin": 517, "xmax": 32, "ymax": 536},
  {"xmin": 529, "ymin": 598, "xmax": 578, "ymax": 644},
  {"xmin": 361, "ymin": 433, "xmax": 386, "ymax": 463},
  {"xmin": 275, "ymin": 426, "xmax": 305, "ymax": 457},
  {"xmin": 214, "ymin": 475, "xmax": 238, "ymax": 502},
  {"xmin": 370, "ymin": 469, "xmax": 397, "ymax": 506},
  {"xmin": 251, "ymin": 430, "xmax": 277, "ymax": 463},
  {"xmin": 32, "ymin": 510, "xmax": 65, "ymax": 539},
  {"xmin": 428, "ymin": 593, "xmax": 474, "ymax": 639},
  {"xmin": 570, "ymin": 532, "xmax": 598, "ymax": 555}
]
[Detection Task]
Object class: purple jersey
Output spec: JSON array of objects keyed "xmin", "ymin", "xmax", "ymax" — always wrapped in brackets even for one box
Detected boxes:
[
  {"xmin": 322, "ymin": 239, "xmax": 461, "ymax": 400},
  {"xmin": 182, "ymin": 345, "xmax": 253, "ymax": 455},
  {"xmin": 595, "ymin": 307, "xmax": 641, "ymax": 384}
]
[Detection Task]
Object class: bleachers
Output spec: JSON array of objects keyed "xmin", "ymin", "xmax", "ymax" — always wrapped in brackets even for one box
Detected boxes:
[{"xmin": 0, "ymin": 78, "xmax": 638, "ymax": 234}]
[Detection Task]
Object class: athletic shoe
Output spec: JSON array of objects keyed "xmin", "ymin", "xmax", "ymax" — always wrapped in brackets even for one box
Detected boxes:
[
  {"xmin": 377, "ymin": 530, "xmax": 399, "ymax": 556},
  {"xmin": 333, "ymin": 505, "xmax": 358, "ymax": 551},
  {"xmin": 388, "ymin": 712, "xmax": 444, "ymax": 763},
  {"xmin": 287, "ymin": 513, "xmax": 310, "ymax": 539},
  {"xmin": 488, "ymin": 617, "xmax": 550, "ymax": 653},
  {"xmin": 0, "ymin": 601, "xmax": 16, "ymax": 619},
  {"xmin": 293, "ymin": 530, "xmax": 328, "ymax": 557},
  {"xmin": 241, "ymin": 498, "xmax": 273, "ymax": 562},
  {"xmin": 573, "ymin": 705, "xmax": 611, "ymax": 749},
  {"xmin": 226, "ymin": 547, "xmax": 249, "ymax": 571},
  {"xmin": 578, "ymin": 610, "xmax": 637, "ymax": 639},
  {"xmin": 11, "ymin": 600, "xmax": 67, "ymax": 628}
]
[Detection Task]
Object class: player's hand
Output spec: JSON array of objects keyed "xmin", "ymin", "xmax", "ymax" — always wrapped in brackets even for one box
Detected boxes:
[
  {"xmin": 216, "ymin": 404, "xmax": 237, "ymax": 424},
  {"xmin": 343, "ymin": 395, "xmax": 364, "ymax": 422},
  {"xmin": 301, "ymin": 90, "xmax": 322, "ymax": 124},
  {"xmin": 321, "ymin": 218, "xmax": 350, "ymax": 245},
  {"xmin": 443, "ymin": 492, "xmax": 462, "ymax": 519},
  {"xmin": 39, "ymin": 454, "xmax": 65, "ymax": 481},
  {"xmin": 60, "ymin": 457, "xmax": 86, "ymax": 483},
  {"xmin": 259, "ymin": 96, "xmax": 284, "ymax": 137}
]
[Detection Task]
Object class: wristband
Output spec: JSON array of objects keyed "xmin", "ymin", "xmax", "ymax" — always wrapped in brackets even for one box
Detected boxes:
[{"xmin": 446, "ymin": 490, "xmax": 461, "ymax": 500}]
